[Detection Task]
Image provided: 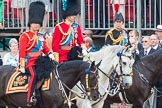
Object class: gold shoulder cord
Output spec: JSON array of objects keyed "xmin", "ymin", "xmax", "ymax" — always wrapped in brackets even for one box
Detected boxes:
[
  {"xmin": 105, "ymin": 28, "xmax": 114, "ymax": 41},
  {"xmin": 23, "ymin": 32, "xmax": 38, "ymax": 51},
  {"xmin": 105, "ymin": 28, "xmax": 124, "ymax": 45},
  {"xmin": 57, "ymin": 24, "xmax": 74, "ymax": 45},
  {"xmin": 57, "ymin": 24, "xmax": 72, "ymax": 36}
]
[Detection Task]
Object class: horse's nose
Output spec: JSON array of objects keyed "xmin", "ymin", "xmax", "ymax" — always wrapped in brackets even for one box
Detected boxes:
[
  {"xmin": 125, "ymin": 83, "xmax": 129, "ymax": 87},
  {"xmin": 92, "ymin": 95, "xmax": 98, "ymax": 101},
  {"xmin": 91, "ymin": 93, "xmax": 99, "ymax": 101},
  {"xmin": 124, "ymin": 83, "xmax": 131, "ymax": 88}
]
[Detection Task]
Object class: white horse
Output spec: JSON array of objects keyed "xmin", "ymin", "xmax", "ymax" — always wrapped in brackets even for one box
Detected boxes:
[{"xmin": 73, "ymin": 45, "xmax": 135, "ymax": 108}]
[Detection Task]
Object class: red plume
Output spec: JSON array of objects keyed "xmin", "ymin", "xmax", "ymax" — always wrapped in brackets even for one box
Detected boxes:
[{"xmin": 114, "ymin": 4, "xmax": 120, "ymax": 13}]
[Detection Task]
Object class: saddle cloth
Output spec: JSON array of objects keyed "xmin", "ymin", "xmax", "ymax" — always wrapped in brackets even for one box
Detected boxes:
[{"xmin": 6, "ymin": 70, "xmax": 51, "ymax": 94}]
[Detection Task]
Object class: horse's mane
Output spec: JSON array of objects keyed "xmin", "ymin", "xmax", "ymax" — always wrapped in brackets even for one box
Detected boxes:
[
  {"xmin": 88, "ymin": 45, "xmax": 125, "ymax": 62},
  {"xmin": 58, "ymin": 60, "xmax": 89, "ymax": 72},
  {"xmin": 67, "ymin": 46, "xmax": 83, "ymax": 61},
  {"xmin": 149, "ymin": 49, "xmax": 162, "ymax": 58},
  {"xmin": 35, "ymin": 56, "xmax": 56, "ymax": 80},
  {"xmin": 142, "ymin": 49, "xmax": 162, "ymax": 60},
  {"xmin": 0, "ymin": 65, "xmax": 16, "ymax": 73}
]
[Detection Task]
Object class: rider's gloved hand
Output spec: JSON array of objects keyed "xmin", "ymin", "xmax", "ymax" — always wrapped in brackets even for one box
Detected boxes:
[
  {"xmin": 82, "ymin": 49, "xmax": 88, "ymax": 56},
  {"xmin": 48, "ymin": 52, "xmax": 55, "ymax": 60},
  {"xmin": 19, "ymin": 67, "xmax": 25, "ymax": 73},
  {"xmin": 19, "ymin": 58, "xmax": 25, "ymax": 73}
]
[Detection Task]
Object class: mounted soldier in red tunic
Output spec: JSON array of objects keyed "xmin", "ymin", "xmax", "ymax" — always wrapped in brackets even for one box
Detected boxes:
[
  {"xmin": 52, "ymin": 0, "xmax": 87, "ymax": 63},
  {"xmin": 18, "ymin": 1, "xmax": 55, "ymax": 106}
]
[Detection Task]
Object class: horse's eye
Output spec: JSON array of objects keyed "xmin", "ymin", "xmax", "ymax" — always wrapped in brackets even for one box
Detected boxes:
[{"xmin": 123, "ymin": 62, "xmax": 127, "ymax": 65}]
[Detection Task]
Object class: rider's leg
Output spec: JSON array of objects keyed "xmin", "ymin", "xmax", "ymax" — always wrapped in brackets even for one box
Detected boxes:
[{"xmin": 27, "ymin": 66, "xmax": 37, "ymax": 104}]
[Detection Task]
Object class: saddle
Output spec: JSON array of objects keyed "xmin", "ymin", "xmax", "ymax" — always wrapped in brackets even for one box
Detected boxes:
[{"xmin": 6, "ymin": 68, "xmax": 51, "ymax": 94}]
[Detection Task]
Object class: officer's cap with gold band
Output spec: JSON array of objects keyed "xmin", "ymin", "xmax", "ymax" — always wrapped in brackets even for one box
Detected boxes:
[
  {"xmin": 114, "ymin": 12, "xmax": 124, "ymax": 22},
  {"xmin": 61, "ymin": 0, "xmax": 80, "ymax": 19},
  {"xmin": 28, "ymin": 1, "xmax": 45, "ymax": 27}
]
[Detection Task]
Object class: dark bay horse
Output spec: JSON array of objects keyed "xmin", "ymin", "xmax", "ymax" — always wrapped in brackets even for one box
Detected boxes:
[
  {"xmin": 105, "ymin": 49, "xmax": 162, "ymax": 108},
  {"xmin": 0, "ymin": 59, "xmax": 99, "ymax": 108}
]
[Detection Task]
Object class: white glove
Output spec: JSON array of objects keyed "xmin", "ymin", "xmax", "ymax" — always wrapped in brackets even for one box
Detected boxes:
[
  {"xmin": 19, "ymin": 68, "xmax": 25, "ymax": 73},
  {"xmin": 48, "ymin": 53, "xmax": 55, "ymax": 60},
  {"xmin": 82, "ymin": 49, "xmax": 88, "ymax": 56}
]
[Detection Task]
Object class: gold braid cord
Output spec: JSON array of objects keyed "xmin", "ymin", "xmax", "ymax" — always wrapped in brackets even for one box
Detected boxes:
[
  {"xmin": 20, "ymin": 58, "xmax": 25, "ymax": 68},
  {"xmin": 105, "ymin": 28, "xmax": 124, "ymax": 45},
  {"xmin": 57, "ymin": 24, "xmax": 74, "ymax": 46},
  {"xmin": 23, "ymin": 32, "xmax": 38, "ymax": 51},
  {"xmin": 57, "ymin": 24, "xmax": 74, "ymax": 45}
]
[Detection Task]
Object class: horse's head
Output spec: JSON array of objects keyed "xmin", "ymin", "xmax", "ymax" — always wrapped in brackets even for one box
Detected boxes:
[
  {"xmin": 115, "ymin": 46, "xmax": 135, "ymax": 88},
  {"xmin": 80, "ymin": 61, "xmax": 100, "ymax": 101}
]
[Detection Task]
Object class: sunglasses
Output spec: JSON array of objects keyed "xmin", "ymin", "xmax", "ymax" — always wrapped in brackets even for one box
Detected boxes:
[{"xmin": 142, "ymin": 41, "xmax": 148, "ymax": 43}]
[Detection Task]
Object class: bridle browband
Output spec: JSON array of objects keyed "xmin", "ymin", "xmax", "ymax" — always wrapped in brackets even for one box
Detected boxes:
[{"xmin": 117, "ymin": 51, "xmax": 134, "ymax": 77}]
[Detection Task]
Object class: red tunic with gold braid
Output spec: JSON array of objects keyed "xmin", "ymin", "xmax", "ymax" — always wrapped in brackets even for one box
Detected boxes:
[
  {"xmin": 52, "ymin": 22, "xmax": 85, "ymax": 63},
  {"xmin": 19, "ymin": 30, "xmax": 51, "ymax": 68}
]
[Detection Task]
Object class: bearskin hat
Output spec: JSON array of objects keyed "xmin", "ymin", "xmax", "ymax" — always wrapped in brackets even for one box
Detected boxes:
[
  {"xmin": 114, "ymin": 12, "xmax": 124, "ymax": 22},
  {"xmin": 61, "ymin": 0, "xmax": 80, "ymax": 19},
  {"xmin": 28, "ymin": 1, "xmax": 45, "ymax": 26}
]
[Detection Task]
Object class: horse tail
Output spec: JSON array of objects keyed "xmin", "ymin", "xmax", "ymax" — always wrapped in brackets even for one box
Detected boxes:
[{"xmin": 35, "ymin": 56, "xmax": 56, "ymax": 81}]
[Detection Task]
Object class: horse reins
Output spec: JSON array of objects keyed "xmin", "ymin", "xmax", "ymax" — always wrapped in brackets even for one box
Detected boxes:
[
  {"xmin": 134, "ymin": 60, "xmax": 153, "ymax": 87},
  {"xmin": 84, "ymin": 55, "xmax": 110, "ymax": 78},
  {"xmin": 53, "ymin": 65, "xmax": 73, "ymax": 107}
]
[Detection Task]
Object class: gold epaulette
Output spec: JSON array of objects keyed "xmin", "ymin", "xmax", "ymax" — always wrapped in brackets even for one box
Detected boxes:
[
  {"xmin": 105, "ymin": 28, "xmax": 124, "ymax": 45},
  {"xmin": 57, "ymin": 22, "xmax": 73, "ymax": 36},
  {"xmin": 20, "ymin": 32, "xmax": 38, "ymax": 51},
  {"xmin": 105, "ymin": 28, "xmax": 115, "ymax": 41}
]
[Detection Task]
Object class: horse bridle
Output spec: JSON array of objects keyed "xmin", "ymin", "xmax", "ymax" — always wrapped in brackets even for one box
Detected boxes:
[
  {"xmin": 84, "ymin": 64, "xmax": 99, "ymax": 97},
  {"xmin": 134, "ymin": 59, "xmax": 154, "ymax": 87},
  {"xmin": 117, "ymin": 51, "xmax": 134, "ymax": 78}
]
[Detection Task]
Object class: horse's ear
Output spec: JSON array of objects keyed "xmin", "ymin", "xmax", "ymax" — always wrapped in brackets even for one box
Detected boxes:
[
  {"xmin": 96, "ymin": 60, "xmax": 102, "ymax": 68},
  {"xmin": 89, "ymin": 61, "xmax": 96, "ymax": 69},
  {"xmin": 129, "ymin": 46, "xmax": 135, "ymax": 52},
  {"xmin": 91, "ymin": 61, "xmax": 95, "ymax": 68}
]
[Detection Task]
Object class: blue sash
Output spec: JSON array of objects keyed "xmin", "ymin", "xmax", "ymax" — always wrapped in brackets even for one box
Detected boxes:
[{"xmin": 61, "ymin": 23, "xmax": 78, "ymax": 46}]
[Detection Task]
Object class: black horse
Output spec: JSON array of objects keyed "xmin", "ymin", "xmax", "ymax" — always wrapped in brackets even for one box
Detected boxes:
[
  {"xmin": 0, "ymin": 57, "xmax": 99, "ymax": 108},
  {"xmin": 104, "ymin": 49, "xmax": 162, "ymax": 108}
]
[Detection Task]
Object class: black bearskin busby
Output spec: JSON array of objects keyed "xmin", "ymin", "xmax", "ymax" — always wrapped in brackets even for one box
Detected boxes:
[
  {"xmin": 61, "ymin": 0, "xmax": 80, "ymax": 19},
  {"xmin": 28, "ymin": 1, "xmax": 45, "ymax": 26},
  {"xmin": 114, "ymin": 12, "xmax": 124, "ymax": 22}
]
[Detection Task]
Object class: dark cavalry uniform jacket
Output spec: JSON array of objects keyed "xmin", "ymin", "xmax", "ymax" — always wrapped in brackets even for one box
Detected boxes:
[{"xmin": 105, "ymin": 28, "xmax": 128, "ymax": 45}]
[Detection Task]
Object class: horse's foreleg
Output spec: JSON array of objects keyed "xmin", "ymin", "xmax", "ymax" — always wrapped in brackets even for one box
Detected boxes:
[{"xmin": 76, "ymin": 98, "xmax": 92, "ymax": 108}]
